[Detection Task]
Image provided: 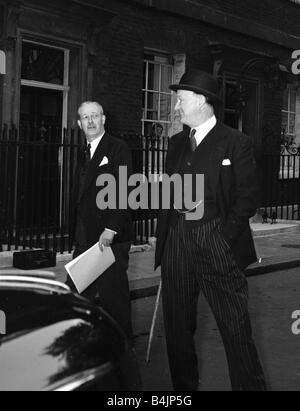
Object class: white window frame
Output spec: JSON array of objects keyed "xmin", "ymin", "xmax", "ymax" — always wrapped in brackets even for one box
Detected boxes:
[
  {"xmin": 142, "ymin": 52, "xmax": 174, "ymax": 137},
  {"xmin": 280, "ymin": 85, "xmax": 299, "ymax": 180},
  {"xmin": 20, "ymin": 39, "xmax": 70, "ymax": 227},
  {"xmin": 21, "ymin": 39, "xmax": 70, "ymax": 130},
  {"xmin": 282, "ymin": 85, "xmax": 297, "ymax": 140}
]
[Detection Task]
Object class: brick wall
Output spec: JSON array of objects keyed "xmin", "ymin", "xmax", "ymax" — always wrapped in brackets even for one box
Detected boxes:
[
  {"xmin": 129, "ymin": 0, "xmax": 300, "ymax": 38},
  {"xmin": 193, "ymin": 0, "xmax": 300, "ymax": 36},
  {"xmin": 90, "ymin": 0, "xmax": 297, "ymax": 138},
  {"xmin": 93, "ymin": 6, "xmax": 217, "ymax": 134},
  {"xmin": 1, "ymin": 0, "xmax": 298, "ymax": 147}
]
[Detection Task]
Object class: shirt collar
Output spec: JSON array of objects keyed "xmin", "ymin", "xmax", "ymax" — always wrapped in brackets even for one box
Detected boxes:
[
  {"xmin": 193, "ymin": 115, "xmax": 217, "ymax": 146},
  {"xmin": 88, "ymin": 131, "xmax": 105, "ymax": 159}
]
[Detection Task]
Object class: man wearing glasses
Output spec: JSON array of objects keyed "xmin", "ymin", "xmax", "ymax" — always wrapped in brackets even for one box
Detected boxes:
[{"xmin": 68, "ymin": 101, "xmax": 134, "ymax": 342}]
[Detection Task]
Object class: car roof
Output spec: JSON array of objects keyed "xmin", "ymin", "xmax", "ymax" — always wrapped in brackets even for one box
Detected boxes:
[
  {"xmin": 0, "ymin": 269, "xmax": 56, "ymax": 279},
  {"xmin": 0, "ymin": 271, "xmax": 70, "ymax": 294}
]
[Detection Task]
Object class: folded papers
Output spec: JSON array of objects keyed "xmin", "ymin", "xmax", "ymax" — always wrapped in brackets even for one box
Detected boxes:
[{"xmin": 65, "ymin": 244, "xmax": 116, "ymax": 294}]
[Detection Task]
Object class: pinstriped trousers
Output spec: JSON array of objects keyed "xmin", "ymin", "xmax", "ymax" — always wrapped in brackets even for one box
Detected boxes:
[{"xmin": 161, "ymin": 217, "xmax": 267, "ymax": 391}]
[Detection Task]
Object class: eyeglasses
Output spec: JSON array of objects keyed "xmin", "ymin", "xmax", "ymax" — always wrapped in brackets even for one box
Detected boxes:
[{"xmin": 80, "ymin": 113, "xmax": 104, "ymax": 121}]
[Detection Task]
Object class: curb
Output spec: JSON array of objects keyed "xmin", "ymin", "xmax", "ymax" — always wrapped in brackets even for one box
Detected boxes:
[
  {"xmin": 2, "ymin": 224, "xmax": 298, "ymax": 267},
  {"xmin": 130, "ymin": 258, "xmax": 300, "ymax": 300},
  {"xmin": 245, "ymin": 258, "xmax": 300, "ymax": 277},
  {"xmin": 2, "ymin": 245, "xmax": 300, "ymax": 301},
  {"xmin": 0, "ymin": 244, "xmax": 152, "ymax": 269}
]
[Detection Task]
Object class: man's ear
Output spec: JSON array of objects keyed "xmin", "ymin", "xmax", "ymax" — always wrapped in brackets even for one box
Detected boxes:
[
  {"xmin": 102, "ymin": 115, "xmax": 106, "ymax": 125},
  {"xmin": 77, "ymin": 120, "xmax": 82, "ymax": 129},
  {"xmin": 197, "ymin": 94, "xmax": 206, "ymax": 108}
]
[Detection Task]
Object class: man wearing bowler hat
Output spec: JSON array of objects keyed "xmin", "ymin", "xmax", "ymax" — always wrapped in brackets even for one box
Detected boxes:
[{"xmin": 155, "ymin": 70, "xmax": 267, "ymax": 391}]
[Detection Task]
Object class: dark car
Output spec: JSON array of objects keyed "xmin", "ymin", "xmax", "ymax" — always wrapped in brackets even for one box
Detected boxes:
[{"xmin": 0, "ymin": 272, "xmax": 141, "ymax": 391}]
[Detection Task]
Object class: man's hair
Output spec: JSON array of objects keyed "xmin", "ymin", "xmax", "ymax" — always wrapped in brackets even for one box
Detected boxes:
[{"xmin": 78, "ymin": 101, "xmax": 104, "ymax": 118}]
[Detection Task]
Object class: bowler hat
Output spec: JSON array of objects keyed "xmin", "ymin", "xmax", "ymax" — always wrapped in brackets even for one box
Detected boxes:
[{"xmin": 170, "ymin": 70, "xmax": 222, "ymax": 105}]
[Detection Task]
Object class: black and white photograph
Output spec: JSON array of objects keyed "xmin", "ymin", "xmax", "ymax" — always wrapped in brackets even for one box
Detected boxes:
[{"xmin": 1, "ymin": 0, "xmax": 300, "ymax": 394}]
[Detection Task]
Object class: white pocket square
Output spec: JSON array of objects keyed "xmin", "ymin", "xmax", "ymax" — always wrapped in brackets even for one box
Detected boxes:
[
  {"xmin": 222, "ymin": 159, "xmax": 231, "ymax": 166},
  {"xmin": 99, "ymin": 156, "xmax": 109, "ymax": 167}
]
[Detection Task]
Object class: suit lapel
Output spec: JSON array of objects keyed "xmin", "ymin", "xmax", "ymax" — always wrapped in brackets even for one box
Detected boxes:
[
  {"xmin": 207, "ymin": 122, "xmax": 229, "ymax": 201},
  {"xmin": 80, "ymin": 132, "xmax": 110, "ymax": 200},
  {"xmin": 169, "ymin": 129, "xmax": 190, "ymax": 174}
]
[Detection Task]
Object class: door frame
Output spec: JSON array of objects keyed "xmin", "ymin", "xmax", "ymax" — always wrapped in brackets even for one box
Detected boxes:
[{"xmin": 220, "ymin": 71, "xmax": 263, "ymax": 153}]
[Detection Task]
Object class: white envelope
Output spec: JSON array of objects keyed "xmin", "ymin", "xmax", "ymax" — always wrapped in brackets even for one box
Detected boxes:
[
  {"xmin": 99, "ymin": 156, "xmax": 109, "ymax": 167},
  {"xmin": 65, "ymin": 244, "xmax": 115, "ymax": 294},
  {"xmin": 222, "ymin": 159, "xmax": 231, "ymax": 166}
]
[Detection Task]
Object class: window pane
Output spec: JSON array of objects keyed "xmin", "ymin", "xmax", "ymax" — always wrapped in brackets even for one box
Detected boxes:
[
  {"xmin": 147, "ymin": 92, "xmax": 159, "ymax": 120},
  {"xmin": 147, "ymin": 62, "xmax": 160, "ymax": 91},
  {"xmin": 143, "ymin": 121, "xmax": 153, "ymax": 137},
  {"xmin": 224, "ymin": 111, "xmax": 239, "ymax": 129},
  {"xmin": 147, "ymin": 110, "xmax": 158, "ymax": 121},
  {"xmin": 160, "ymin": 94, "xmax": 172, "ymax": 121},
  {"xmin": 281, "ymin": 112, "xmax": 288, "ymax": 133},
  {"xmin": 289, "ymin": 117, "xmax": 295, "ymax": 134},
  {"xmin": 282, "ymin": 89, "xmax": 289, "ymax": 111},
  {"xmin": 22, "ymin": 42, "xmax": 64, "ymax": 85},
  {"xmin": 161, "ymin": 65, "xmax": 173, "ymax": 92},
  {"xmin": 20, "ymin": 86, "xmax": 63, "ymax": 135},
  {"xmin": 225, "ymin": 82, "xmax": 239, "ymax": 110},
  {"xmin": 290, "ymin": 90, "xmax": 296, "ymax": 112},
  {"xmin": 281, "ymin": 87, "xmax": 297, "ymax": 141},
  {"xmin": 142, "ymin": 52, "xmax": 174, "ymax": 138}
]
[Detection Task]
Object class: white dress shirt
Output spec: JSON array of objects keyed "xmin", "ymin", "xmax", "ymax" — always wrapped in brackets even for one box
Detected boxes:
[
  {"xmin": 89, "ymin": 132, "xmax": 105, "ymax": 159},
  {"xmin": 88, "ymin": 132, "xmax": 117, "ymax": 236},
  {"xmin": 193, "ymin": 115, "xmax": 217, "ymax": 147}
]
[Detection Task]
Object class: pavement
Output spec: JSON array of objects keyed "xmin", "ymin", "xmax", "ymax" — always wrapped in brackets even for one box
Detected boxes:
[
  {"xmin": 132, "ymin": 266, "xmax": 300, "ymax": 391},
  {"xmin": 130, "ymin": 221, "xmax": 300, "ymax": 391},
  {"xmin": 1, "ymin": 221, "xmax": 300, "ymax": 299},
  {"xmin": 1, "ymin": 221, "xmax": 300, "ymax": 391}
]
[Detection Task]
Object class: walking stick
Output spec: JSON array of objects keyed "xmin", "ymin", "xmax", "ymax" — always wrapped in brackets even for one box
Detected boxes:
[{"xmin": 146, "ymin": 279, "xmax": 162, "ymax": 363}]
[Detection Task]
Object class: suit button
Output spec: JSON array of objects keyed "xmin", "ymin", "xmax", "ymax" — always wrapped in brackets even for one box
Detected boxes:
[{"xmin": 187, "ymin": 162, "xmax": 191, "ymax": 167}]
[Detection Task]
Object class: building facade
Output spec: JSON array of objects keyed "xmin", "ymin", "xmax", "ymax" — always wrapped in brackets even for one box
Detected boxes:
[
  {"xmin": 0, "ymin": 0, "xmax": 299, "ymax": 145},
  {"xmin": 1, "ymin": 0, "xmax": 300, "ymax": 248}
]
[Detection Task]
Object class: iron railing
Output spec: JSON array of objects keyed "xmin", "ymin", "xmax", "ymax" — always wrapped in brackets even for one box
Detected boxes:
[
  {"xmin": 261, "ymin": 152, "xmax": 300, "ymax": 221},
  {"xmin": 2, "ymin": 124, "xmax": 299, "ymax": 254},
  {"xmin": 0, "ymin": 125, "xmax": 169, "ymax": 253}
]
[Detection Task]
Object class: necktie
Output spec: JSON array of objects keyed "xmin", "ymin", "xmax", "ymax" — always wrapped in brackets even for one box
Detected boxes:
[
  {"xmin": 85, "ymin": 143, "xmax": 91, "ymax": 162},
  {"xmin": 190, "ymin": 129, "xmax": 197, "ymax": 152},
  {"xmin": 78, "ymin": 144, "xmax": 91, "ymax": 202},
  {"xmin": 81, "ymin": 143, "xmax": 91, "ymax": 174}
]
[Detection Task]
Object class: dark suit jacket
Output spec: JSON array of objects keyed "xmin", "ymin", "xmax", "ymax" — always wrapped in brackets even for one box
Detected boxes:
[
  {"xmin": 73, "ymin": 132, "xmax": 133, "ymax": 254},
  {"xmin": 155, "ymin": 121, "xmax": 259, "ymax": 271}
]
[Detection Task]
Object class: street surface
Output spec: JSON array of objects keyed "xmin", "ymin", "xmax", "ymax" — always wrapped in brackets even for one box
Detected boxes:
[{"xmin": 132, "ymin": 268, "xmax": 300, "ymax": 391}]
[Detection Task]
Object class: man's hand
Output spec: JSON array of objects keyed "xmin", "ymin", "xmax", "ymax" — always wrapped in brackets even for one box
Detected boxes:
[{"xmin": 99, "ymin": 229, "xmax": 116, "ymax": 252}]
